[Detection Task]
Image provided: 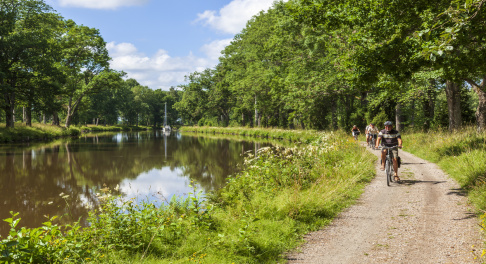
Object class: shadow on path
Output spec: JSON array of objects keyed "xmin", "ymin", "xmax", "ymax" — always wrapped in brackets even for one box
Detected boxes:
[
  {"xmin": 453, "ymin": 212, "xmax": 478, "ymax": 221},
  {"xmin": 447, "ymin": 188, "xmax": 468, "ymax": 197},
  {"xmin": 394, "ymin": 180, "xmax": 447, "ymax": 186},
  {"xmin": 401, "ymin": 162, "xmax": 427, "ymax": 165}
]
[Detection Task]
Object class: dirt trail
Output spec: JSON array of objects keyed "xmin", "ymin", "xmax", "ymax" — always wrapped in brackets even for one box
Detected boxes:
[{"xmin": 287, "ymin": 144, "xmax": 484, "ymax": 264}]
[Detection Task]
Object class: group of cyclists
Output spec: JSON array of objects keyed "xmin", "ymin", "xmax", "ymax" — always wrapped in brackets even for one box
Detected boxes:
[{"xmin": 352, "ymin": 121, "xmax": 403, "ymax": 182}]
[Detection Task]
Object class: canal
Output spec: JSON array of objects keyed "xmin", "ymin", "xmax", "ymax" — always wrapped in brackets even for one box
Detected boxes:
[{"xmin": 0, "ymin": 131, "xmax": 272, "ymax": 235}]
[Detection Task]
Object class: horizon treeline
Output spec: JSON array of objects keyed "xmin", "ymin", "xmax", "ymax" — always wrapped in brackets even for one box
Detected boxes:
[
  {"xmin": 175, "ymin": 0, "xmax": 485, "ymax": 132},
  {"xmin": 0, "ymin": 0, "xmax": 181, "ymax": 128},
  {"xmin": 2, "ymin": 0, "xmax": 486, "ymax": 132}
]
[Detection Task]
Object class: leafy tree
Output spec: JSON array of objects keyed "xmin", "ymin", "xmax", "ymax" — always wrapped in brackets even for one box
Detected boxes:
[
  {"xmin": 0, "ymin": 0, "xmax": 61, "ymax": 127},
  {"xmin": 57, "ymin": 19, "xmax": 112, "ymax": 127}
]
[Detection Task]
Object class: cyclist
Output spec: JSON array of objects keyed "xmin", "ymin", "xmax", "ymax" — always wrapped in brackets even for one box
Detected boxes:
[
  {"xmin": 367, "ymin": 123, "xmax": 379, "ymax": 147},
  {"xmin": 365, "ymin": 123, "xmax": 372, "ymax": 145},
  {"xmin": 351, "ymin": 125, "xmax": 360, "ymax": 140},
  {"xmin": 375, "ymin": 121, "xmax": 403, "ymax": 181}
]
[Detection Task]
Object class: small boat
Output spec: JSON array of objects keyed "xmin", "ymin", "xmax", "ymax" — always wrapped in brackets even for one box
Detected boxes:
[{"xmin": 163, "ymin": 102, "xmax": 171, "ymax": 133}]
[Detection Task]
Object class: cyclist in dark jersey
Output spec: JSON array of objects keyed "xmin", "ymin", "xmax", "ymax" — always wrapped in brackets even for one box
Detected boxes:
[{"xmin": 375, "ymin": 121, "xmax": 403, "ymax": 181}]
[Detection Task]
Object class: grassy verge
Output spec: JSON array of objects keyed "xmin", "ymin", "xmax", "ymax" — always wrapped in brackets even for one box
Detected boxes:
[
  {"xmin": 79, "ymin": 124, "xmax": 153, "ymax": 132},
  {"xmin": 0, "ymin": 123, "xmax": 153, "ymax": 143},
  {"xmin": 0, "ymin": 123, "xmax": 80, "ymax": 143},
  {"xmin": 179, "ymin": 126, "xmax": 318, "ymax": 143},
  {"xmin": 0, "ymin": 129, "xmax": 376, "ymax": 263},
  {"xmin": 405, "ymin": 127, "xmax": 486, "ymax": 257}
]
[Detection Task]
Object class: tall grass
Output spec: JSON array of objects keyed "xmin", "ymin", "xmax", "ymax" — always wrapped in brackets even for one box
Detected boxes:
[
  {"xmin": 79, "ymin": 124, "xmax": 153, "ymax": 132},
  {"xmin": 0, "ymin": 123, "xmax": 154, "ymax": 143},
  {"xmin": 0, "ymin": 123, "xmax": 80, "ymax": 143},
  {"xmin": 0, "ymin": 130, "xmax": 376, "ymax": 263},
  {"xmin": 179, "ymin": 126, "xmax": 318, "ymax": 143}
]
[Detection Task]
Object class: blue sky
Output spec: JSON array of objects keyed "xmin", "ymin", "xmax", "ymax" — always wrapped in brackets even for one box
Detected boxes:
[{"xmin": 43, "ymin": 0, "xmax": 279, "ymax": 90}]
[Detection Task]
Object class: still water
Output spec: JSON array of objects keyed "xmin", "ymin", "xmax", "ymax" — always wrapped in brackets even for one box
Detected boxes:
[{"xmin": 0, "ymin": 131, "xmax": 270, "ymax": 235}]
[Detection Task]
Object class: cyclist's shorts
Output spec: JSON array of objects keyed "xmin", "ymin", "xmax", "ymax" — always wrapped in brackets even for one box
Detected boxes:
[{"xmin": 382, "ymin": 146, "xmax": 398, "ymax": 158}]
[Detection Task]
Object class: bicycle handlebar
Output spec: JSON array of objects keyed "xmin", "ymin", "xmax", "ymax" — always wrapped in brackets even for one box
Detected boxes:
[{"xmin": 381, "ymin": 145, "xmax": 402, "ymax": 149}]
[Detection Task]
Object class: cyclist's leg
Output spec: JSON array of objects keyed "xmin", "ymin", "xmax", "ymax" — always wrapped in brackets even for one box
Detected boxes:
[
  {"xmin": 380, "ymin": 149, "xmax": 386, "ymax": 170},
  {"xmin": 391, "ymin": 148, "xmax": 400, "ymax": 179}
]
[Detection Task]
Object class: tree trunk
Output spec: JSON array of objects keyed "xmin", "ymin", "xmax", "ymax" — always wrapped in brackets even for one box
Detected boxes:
[
  {"xmin": 254, "ymin": 95, "xmax": 259, "ymax": 127},
  {"xmin": 422, "ymin": 81, "xmax": 436, "ymax": 131},
  {"xmin": 395, "ymin": 102, "xmax": 403, "ymax": 131},
  {"xmin": 410, "ymin": 100, "xmax": 415, "ymax": 127},
  {"xmin": 4, "ymin": 92, "xmax": 15, "ymax": 128},
  {"xmin": 22, "ymin": 107, "xmax": 26, "ymax": 123},
  {"xmin": 25, "ymin": 106, "xmax": 32, "ymax": 127},
  {"xmin": 65, "ymin": 104, "xmax": 73, "ymax": 128},
  {"xmin": 475, "ymin": 88, "xmax": 486, "ymax": 131},
  {"xmin": 42, "ymin": 113, "xmax": 46, "ymax": 124},
  {"xmin": 465, "ymin": 77, "xmax": 486, "ymax": 132},
  {"xmin": 52, "ymin": 112, "xmax": 59, "ymax": 126},
  {"xmin": 444, "ymin": 80, "xmax": 462, "ymax": 131}
]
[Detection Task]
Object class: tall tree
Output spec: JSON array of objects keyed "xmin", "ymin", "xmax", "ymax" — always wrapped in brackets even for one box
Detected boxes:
[
  {"xmin": 0, "ymin": 0, "xmax": 61, "ymax": 127},
  {"xmin": 58, "ymin": 20, "xmax": 111, "ymax": 127}
]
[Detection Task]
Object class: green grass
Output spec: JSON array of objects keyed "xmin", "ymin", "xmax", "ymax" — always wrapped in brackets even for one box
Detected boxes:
[
  {"xmin": 79, "ymin": 124, "xmax": 153, "ymax": 132},
  {"xmin": 0, "ymin": 123, "xmax": 80, "ymax": 143},
  {"xmin": 0, "ymin": 123, "xmax": 153, "ymax": 143},
  {"xmin": 179, "ymin": 126, "xmax": 319, "ymax": 143},
  {"xmin": 0, "ymin": 129, "xmax": 377, "ymax": 263}
]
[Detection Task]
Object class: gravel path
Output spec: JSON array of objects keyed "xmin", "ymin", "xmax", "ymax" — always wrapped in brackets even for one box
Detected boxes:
[{"xmin": 287, "ymin": 144, "xmax": 484, "ymax": 264}]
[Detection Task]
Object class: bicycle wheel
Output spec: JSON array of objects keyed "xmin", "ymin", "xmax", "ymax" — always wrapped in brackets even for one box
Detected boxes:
[{"xmin": 385, "ymin": 158, "xmax": 393, "ymax": 186}]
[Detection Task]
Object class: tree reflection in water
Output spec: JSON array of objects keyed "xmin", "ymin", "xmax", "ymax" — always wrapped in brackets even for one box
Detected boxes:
[{"xmin": 0, "ymin": 131, "xmax": 273, "ymax": 235}]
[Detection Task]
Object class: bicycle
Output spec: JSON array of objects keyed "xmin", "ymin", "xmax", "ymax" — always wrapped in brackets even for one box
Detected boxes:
[
  {"xmin": 369, "ymin": 134, "xmax": 377, "ymax": 150},
  {"xmin": 381, "ymin": 145, "xmax": 400, "ymax": 186}
]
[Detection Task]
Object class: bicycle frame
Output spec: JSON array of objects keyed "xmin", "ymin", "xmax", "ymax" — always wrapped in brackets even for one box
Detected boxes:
[
  {"xmin": 369, "ymin": 134, "xmax": 377, "ymax": 149},
  {"xmin": 382, "ymin": 145, "xmax": 399, "ymax": 186}
]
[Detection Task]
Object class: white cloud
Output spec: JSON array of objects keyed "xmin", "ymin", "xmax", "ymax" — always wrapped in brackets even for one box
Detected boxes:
[
  {"xmin": 107, "ymin": 42, "xmax": 216, "ymax": 90},
  {"xmin": 195, "ymin": 0, "xmax": 278, "ymax": 34},
  {"xmin": 57, "ymin": 0, "xmax": 149, "ymax": 9},
  {"xmin": 200, "ymin": 39, "xmax": 233, "ymax": 61}
]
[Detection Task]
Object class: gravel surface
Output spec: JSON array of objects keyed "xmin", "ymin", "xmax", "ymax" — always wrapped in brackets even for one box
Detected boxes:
[{"xmin": 287, "ymin": 144, "xmax": 484, "ymax": 264}]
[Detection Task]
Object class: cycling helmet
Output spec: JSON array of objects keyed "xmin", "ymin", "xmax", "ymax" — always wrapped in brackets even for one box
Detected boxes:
[
  {"xmin": 384, "ymin": 121, "xmax": 393, "ymax": 126},
  {"xmin": 370, "ymin": 123, "xmax": 374, "ymax": 126}
]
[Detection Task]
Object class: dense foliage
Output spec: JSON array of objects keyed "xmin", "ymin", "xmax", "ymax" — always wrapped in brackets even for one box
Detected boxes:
[
  {"xmin": 0, "ymin": 0, "xmax": 180, "ymax": 129},
  {"xmin": 174, "ymin": 0, "xmax": 484, "ymax": 132},
  {"xmin": 2, "ymin": 0, "xmax": 485, "ymax": 132}
]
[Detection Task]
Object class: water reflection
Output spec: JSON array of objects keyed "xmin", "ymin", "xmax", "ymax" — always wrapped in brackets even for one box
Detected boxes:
[{"xmin": 0, "ymin": 131, "xmax": 271, "ymax": 236}]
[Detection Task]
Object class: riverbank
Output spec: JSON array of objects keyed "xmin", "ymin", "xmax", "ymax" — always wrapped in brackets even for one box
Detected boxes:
[
  {"xmin": 0, "ymin": 123, "xmax": 80, "ymax": 143},
  {"xmin": 0, "ymin": 128, "xmax": 377, "ymax": 263},
  {"xmin": 179, "ymin": 126, "xmax": 318, "ymax": 142},
  {"xmin": 0, "ymin": 123, "xmax": 153, "ymax": 143}
]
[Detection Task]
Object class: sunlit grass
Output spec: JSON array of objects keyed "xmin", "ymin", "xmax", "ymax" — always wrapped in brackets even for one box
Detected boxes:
[
  {"xmin": 0, "ymin": 122, "xmax": 154, "ymax": 143},
  {"xmin": 0, "ymin": 122, "xmax": 79, "ymax": 142},
  {"xmin": 180, "ymin": 126, "xmax": 319, "ymax": 143}
]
